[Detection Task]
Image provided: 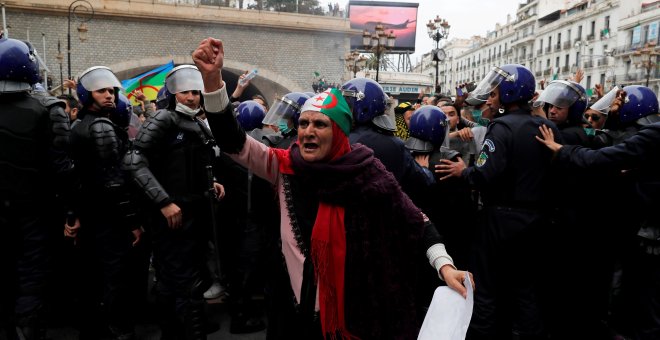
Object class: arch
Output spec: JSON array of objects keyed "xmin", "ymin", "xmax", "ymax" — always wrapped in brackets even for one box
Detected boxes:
[{"xmin": 108, "ymin": 55, "xmax": 304, "ymax": 105}]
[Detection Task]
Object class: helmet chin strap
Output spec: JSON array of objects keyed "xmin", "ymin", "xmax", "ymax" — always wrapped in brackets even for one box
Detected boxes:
[{"xmin": 90, "ymin": 100, "xmax": 115, "ymax": 113}]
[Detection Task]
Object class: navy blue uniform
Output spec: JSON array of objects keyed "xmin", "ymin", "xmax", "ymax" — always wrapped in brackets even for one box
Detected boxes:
[
  {"xmin": 349, "ymin": 125, "xmax": 433, "ymax": 201},
  {"xmin": 557, "ymin": 122, "xmax": 660, "ymax": 340},
  {"xmin": 0, "ymin": 92, "xmax": 76, "ymax": 338},
  {"xmin": 463, "ymin": 109, "xmax": 560, "ymax": 340}
]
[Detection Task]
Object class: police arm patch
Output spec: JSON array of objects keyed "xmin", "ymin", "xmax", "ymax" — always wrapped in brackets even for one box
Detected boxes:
[
  {"xmin": 476, "ymin": 151, "xmax": 488, "ymax": 167},
  {"xmin": 483, "ymin": 139, "xmax": 496, "ymax": 152}
]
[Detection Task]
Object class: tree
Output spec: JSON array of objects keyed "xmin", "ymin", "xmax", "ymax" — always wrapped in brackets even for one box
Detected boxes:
[{"xmin": 263, "ymin": 0, "xmax": 321, "ymax": 13}]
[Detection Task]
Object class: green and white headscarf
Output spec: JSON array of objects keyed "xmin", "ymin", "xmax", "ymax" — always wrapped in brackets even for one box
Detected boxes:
[{"xmin": 300, "ymin": 88, "xmax": 353, "ymax": 136}]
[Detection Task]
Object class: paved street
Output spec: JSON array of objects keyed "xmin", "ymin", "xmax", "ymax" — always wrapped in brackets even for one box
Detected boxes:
[{"xmin": 45, "ymin": 298, "xmax": 267, "ymax": 340}]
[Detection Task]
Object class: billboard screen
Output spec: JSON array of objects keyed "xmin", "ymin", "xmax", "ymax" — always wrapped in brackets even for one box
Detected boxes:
[{"xmin": 348, "ymin": 1, "xmax": 418, "ymax": 52}]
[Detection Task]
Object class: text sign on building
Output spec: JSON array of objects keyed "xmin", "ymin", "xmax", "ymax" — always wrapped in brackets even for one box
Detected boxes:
[{"xmin": 382, "ymin": 85, "xmax": 420, "ymax": 94}]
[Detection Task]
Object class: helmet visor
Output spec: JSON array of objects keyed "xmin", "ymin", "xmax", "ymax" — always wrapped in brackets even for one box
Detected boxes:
[
  {"xmin": 590, "ymin": 86, "xmax": 620, "ymax": 115},
  {"xmin": 165, "ymin": 67, "xmax": 203, "ymax": 93},
  {"xmin": 372, "ymin": 113, "xmax": 396, "ymax": 132},
  {"xmin": 471, "ymin": 67, "xmax": 511, "ymax": 98},
  {"xmin": 534, "ymin": 80, "xmax": 582, "ymax": 109},
  {"xmin": 80, "ymin": 67, "xmax": 122, "ymax": 92},
  {"xmin": 405, "ymin": 136, "xmax": 434, "ymax": 153},
  {"xmin": 262, "ymin": 97, "xmax": 300, "ymax": 126}
]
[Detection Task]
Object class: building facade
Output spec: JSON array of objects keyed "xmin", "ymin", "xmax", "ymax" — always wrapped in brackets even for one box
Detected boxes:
[{"xmin": 422, "ymin": 0, "xmax": 660, "ymax": 98}]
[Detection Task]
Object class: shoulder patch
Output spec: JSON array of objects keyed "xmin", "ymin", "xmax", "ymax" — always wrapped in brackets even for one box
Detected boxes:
[
  {"xmin": 483, "ymin": 139, "xmax": 496, "ymax": 152},
  {"xmin": 476, "ymin": 151, "xmax": 488, "ymax": 167}
]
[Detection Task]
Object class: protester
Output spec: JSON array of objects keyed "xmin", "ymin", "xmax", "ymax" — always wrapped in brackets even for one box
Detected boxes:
[{"xmin": 193, "ymin": 37, "xmax": 472, "ymax": 340}]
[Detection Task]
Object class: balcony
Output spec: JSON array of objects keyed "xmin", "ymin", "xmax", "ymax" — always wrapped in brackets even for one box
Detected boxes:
[
  {"xmin": 563, "ymin": 41, "xmax": 572, "ymax": 50},
  {"xmin": 545, "ymin": 46, "xmax": 551, "ymax": 53},
  {"xmin": 583, "ymin": 60, "xmax": 594, "ymax": 68},
  {"xmin": 497, "ymin": 52, "xmax": 501, "ymax": 57},
  {"xmin": 586, "ymin": 34, "xmax": 595, "ymax": 41},
  {"xmin": 537, "ymin": 49, "xmax": 543, "ymax": 56},
  {"xmin": 527, "ymin": 54, "xmax": 533, "ymax": 60},
  {"xmin": 555, "ymin": 43, "xmax": 562, "ymax": 52},
  {"xmin": 597, "ymin": 58, "xmax": 609, "ymax": 66},
  {"xmin": 561, "ymin": 65, "xmax": 569, "ymax": 73},
  {"xmin": 535, "ymin": 70, "xmax": 542, "ymax": 77}
]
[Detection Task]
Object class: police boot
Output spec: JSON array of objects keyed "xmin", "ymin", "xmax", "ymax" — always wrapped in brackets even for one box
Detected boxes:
[
  {"xmin": 16, "ymin": 313, "xmax": 47, "ymax": 340},
  {"xmin": 228, "ymin": 273, "xmax": 265, "ymax": 334},
  {"xmin": 183, "ymin": 279, "xmax": 208, "ymax": 340},
  {"xmin": 108, "ymin": 325, "xmax": 135, "ymax": 340},
  {"xmin": 156, "ymin": 295, "xmax": 184, "ymax": 340},
  {"xmin": 183, "ymin": 303, "xmax": 206, "ymax": 340}
]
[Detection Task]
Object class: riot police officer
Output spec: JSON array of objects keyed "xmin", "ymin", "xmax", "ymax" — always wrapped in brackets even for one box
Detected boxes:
[
  {"xmin": 215, "ymin": 100, "xmax": 269, "ymax": 333},
  {"xmin": 535, "ymin": 79, "xmax": 590, "ymax": 145},
  {"xmin": 69, "ymin": 66, "xmax": 142, "ymax": 340},
  {"xmin": 258, "ymin": 92, "xmax": 310, "ymax": 149},
  {"xmin": 340, "ymin": 78, "xmax": 434, "ymax": 201},
  {"xmin": 536, "ymin": 86, "xmax": 660, "ymax": 340},
  {"xmin": 0, "ymin": 37, "xmax": 76, "ymax": 340},
  {"xmin": 437, "ymin": 64, "xmax": 561, "ymax": 340},
  {"xmin": 123, "ymin": 65, "xmax": 222, "ymax": 340}
]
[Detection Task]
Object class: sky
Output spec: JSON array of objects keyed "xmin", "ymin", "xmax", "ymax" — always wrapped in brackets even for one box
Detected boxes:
[{"xmin": 322, "ymin": 0, "xmax": 525, "ymax": 64}]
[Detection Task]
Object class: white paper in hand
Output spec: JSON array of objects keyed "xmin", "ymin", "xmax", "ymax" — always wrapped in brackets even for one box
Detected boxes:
[{"xmin": 417, "ymin": 272, "xmax": 474, "ymax": 340}]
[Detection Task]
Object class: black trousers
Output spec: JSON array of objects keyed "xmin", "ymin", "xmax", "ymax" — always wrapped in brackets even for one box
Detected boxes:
[
  {"xmin": 0, "ymin": 198, "xmax": 54, "ymax": 327},
  {"xmin": 467, "ymin": 207, "xmax": 546, "ymax": 340},
  {"xmin": 150, "ymin": 200, "xmax": 211, "ymax": 310},
  {"xmin": 77, "ymin": 210, "xmax": 136, "ymax": 335}
]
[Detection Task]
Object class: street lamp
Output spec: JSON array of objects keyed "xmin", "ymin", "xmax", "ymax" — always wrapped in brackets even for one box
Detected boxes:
[
  {"xmin": 427, "ymin": 15, "xmax": 450, "ymax": 93},
  {"xmin": 362, "ymin": 24, "xmax": 396, "ymax": 82},
  {"xmin": 56, "ymin": 40, "xmax": 64, "ymax": 95},
  {"xmin": 344, "ymin": 50, "xmax": 368, "ymax": 79},
  {"xmin": 632, "ymin": 42, "xmax": 659, "ymax": 87},
  {"xmin": 67, "ymin": 0, "xmax": 94, "ymax": 94}
]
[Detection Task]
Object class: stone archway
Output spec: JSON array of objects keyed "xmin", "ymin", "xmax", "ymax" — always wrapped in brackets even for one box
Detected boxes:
[{"xmin": 108, "ymin": 55, "xmax": 303, "ymax": 108}]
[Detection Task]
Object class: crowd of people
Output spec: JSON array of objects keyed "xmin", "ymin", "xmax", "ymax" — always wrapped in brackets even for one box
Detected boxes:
[{"xmin": 1, "ymin": 32, "xmax": 659, "ymax": 340}]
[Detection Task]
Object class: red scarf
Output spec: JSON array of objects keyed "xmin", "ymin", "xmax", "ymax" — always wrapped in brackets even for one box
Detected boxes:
[{"xmin": 268, "ymin": 122, "xmax": 356, "ymax": 339}]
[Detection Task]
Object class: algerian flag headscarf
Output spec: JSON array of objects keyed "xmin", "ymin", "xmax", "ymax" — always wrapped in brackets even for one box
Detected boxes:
[{"xmin": 300, "ymin": 88, "xmax": 353, "ymax": 136}]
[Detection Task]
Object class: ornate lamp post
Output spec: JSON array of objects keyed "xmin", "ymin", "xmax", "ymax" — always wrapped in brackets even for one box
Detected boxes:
[
  {"xmin": 632, "ymin": 42, "xmax": 659, "ymax": 87},
  {"xmin": 427, "ymin": 16, "xmax": 450, "ymax": 93},
  {"xmin": 67, "ymin": 0, "xmax": 94, "ymax": 93},
  {"xmin": 344, "ymin": 50, "xmax": 368, "ymax": 79},
  {"xmin": 362, "ymin": 24, "xmax": 395, "ymax": 82},
  {"xmin": 56, "ymin": 40, "xmax": 64, "ymax": 95}
]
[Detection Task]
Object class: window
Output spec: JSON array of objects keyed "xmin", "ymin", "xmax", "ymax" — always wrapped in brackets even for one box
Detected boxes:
[
  {"xmin": 600, "ymin": 73, "xmax": 605, "ymax": 86},
  {"xmin": 565, "ymin": 54, "xmax": 570, "ymax": 67},
  {"xmin": 586, "ymin": 75, "xmax": 591, "ymax": 89},
  {"xmin": 578, "ymin": 25, "xmax": 582, "ymax": 39},
  {"xmin": 591, "ymin": 21, "xmax": 596, "ymax": 35},
  {"xmin": 558, "ymin": 33, "xmax": 562, "ymax": 45},
  {"xmin": 547, "ymin": 59, "xmax": 551, "ymax": 68},
  {"xmin": 540, "ymin": 38, "xmax": 543, "ymax": 51},
  {"xmin": 605, "ymin": 16, "xmax": 610, "ymax": 30},
  {"xmin": 567, "ymin": 29, "xmax": 572, "ymax": 42},
  {"xmin": 556, "ymin": 56, "xmax": 560, "ymax": 68}
]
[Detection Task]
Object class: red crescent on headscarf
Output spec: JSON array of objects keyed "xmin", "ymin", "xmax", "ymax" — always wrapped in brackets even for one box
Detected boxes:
[{"xmin": 311, "ymin": 92, "xmax": 338, "ymax": 109}]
